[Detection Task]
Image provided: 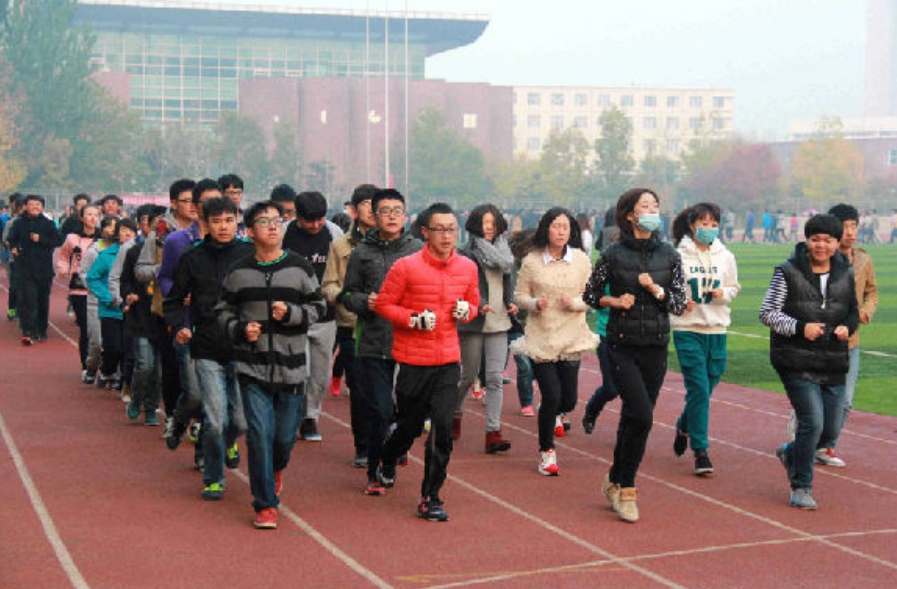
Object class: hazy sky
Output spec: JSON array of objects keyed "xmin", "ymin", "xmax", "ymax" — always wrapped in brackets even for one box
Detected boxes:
[{"xmin": 222, "ymin": 0, "xmax": 866, "ymax": 140}]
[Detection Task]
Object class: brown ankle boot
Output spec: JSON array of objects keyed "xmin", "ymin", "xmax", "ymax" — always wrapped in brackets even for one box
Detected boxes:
[
  {"xmin": 485, "ymin": 430, "xmax": 511, "ymax": 454},
  {"xmin": 452, "ymin": 415, "xmax": 462, "ymax": 440}
]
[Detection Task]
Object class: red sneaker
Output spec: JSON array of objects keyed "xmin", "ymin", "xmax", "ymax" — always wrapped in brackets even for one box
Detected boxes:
[
  {"xmin": 554, "ymin": 416, "xmax": 565, "ymax": 439},
  {"xmin": 254, "ymin": 508, "xmax": 277, "ymax": 529},
  {"xmin": 329, "ymin": 376, "xmax": 342, "ymax": 397},
  {"xmin": 470, "ymin": 382, "xmax": 484, "ymax": 400},
  {"xmin": 521, "ymin": 405, "xmax": 535, "ymax": 417},
  {"xmin": 274, "ymin": 470, "xmax": 283, "ymax": 496}
]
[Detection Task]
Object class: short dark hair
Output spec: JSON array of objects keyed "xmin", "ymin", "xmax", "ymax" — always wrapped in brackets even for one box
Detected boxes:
[
  {"xmin": 73, "ymin": 193, "xmax": 91, "ymax": 206},
  {"xmin": 8, "ymin": 192, "xmax": 23, "ymax": 206},
  {"xmin": 115, "ymin": 217, "xmax": 138, "ymax": 240},
  {"xmin": 192, "ymin": 178, "xmax": 221, "ymax": 205},
  {"xmin": 245, "ymin": 200, "xmax": 284, "ymax": 227},
  {"xmin": 419, "ymin": 202, "xmax": 455, "ymax": 229},
  {"xmin": 100, "ymin": 194, "xmax": 123, "ymax": 206},
  {"xmin": 828, "ymin": 203, "xmax": 859, "ymax": 223},
  {"xmin": 269, "ymin": 183, "xmax": 297, "ymax": 204},
  {"xmin": 351, "ymin": 183, "xmax": 378, "ymax": 207},
  {"xmin": 615, "ymin": 188, "xmax": 659, "ymax": 234},
  {"xmin": 296, "ymin": 191, "xmax": 327, "ymax": 220},
  {"xmin": 372, "ymin": 188, "xmax": 405, "ymax": 214},
  {"xmin": 200, "ymin": 196, "xmax": 238, "ymax": 221},
  {"xmin": 672, "ymin": 202, "xmax": 721, "ymax": 245},
  {"xmin": 217, "ymin": 174, "xmax": 244, "ymax": 191},
  {"xmin": 465, "ymin": 204, "xmax": 508, "ymax": 238},
  {"xmin": 23, "ymin": 194, "xmax": 45, "ymax": 206},
  {"xmin": 99, "ymin": 215, "xmax": 120, "ymax": 237},
  {"xmin": 169, "ymin": 179, "xmax": 196, "ymax": 202},
  {"xmin": 804, "ymin": 213, "xmax": 843, "ymax": 241},
  {"xmin": 135, "ymin": 204, "xmax": 157, "ymax": 222},
  {"xmin": 331, "ymin": 212, "xmax": 352, "ymax": 233},
  {"xmin": 533, "ymin": 207, "xmax": 582, "ymax": 250},
  {"xmin": 148, "ymin": 205, "xmax": 168, "ymax": 223}
]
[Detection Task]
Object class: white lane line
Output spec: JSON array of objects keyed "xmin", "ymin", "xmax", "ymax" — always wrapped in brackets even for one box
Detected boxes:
[
  {"xmin": 728, "ymin": 330, "xmax": 897, "ymax": 359},
  {"xmin": 230, "ymin": 470, "xmax": 396, "ymax": 589},
  {"xmin": 321, "ymin": 413, "xmax": 690, "ymax": 589},
  {"xmin": 0, "ymin": 408, "xmax": 93, "ymax": 589}
]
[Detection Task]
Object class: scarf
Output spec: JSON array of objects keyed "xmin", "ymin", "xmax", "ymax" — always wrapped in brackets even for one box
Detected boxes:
[{"xmin": 470, "ymin": 235, "xmax": 514, "ymax": 274}]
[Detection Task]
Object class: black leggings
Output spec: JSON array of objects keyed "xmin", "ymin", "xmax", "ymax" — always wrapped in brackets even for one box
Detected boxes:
[
  {"xmin": 533, "ymin": 360, "xmax": 580, "ymax": 451},
  {"xmin": 608, "ymin": 344, "xmax": 668, "ymax": 488},
  {"xmin": 100, "ymin": 317, "xmax": 128, "ymax": 378},
  {"xmin": 70, "ymin": 295, "xmax": 88, "ymax": 370}
]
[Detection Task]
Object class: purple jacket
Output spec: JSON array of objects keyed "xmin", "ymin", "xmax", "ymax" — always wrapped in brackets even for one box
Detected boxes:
[{"xmin": 157, "ymin": 223, "xmax": 201, "ymax": 297}]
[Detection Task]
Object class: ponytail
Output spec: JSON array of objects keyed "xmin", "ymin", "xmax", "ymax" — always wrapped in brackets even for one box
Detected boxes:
[{"xmin": 672, "ymin": 202, "xmax": 721, "ymax": 246}]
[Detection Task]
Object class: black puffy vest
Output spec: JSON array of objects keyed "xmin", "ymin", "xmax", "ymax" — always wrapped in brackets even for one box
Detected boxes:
[
  {"xmin": 604, "ymin": 232, "xmax": 679, "ymax": 347},
  {"xmin": 770, "ymin": 245, "xmax": 855, "ymax": 385}
]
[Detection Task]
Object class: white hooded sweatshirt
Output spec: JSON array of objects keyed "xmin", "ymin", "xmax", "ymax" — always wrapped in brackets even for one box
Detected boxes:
[{"xmin": 670, "ymin": 235, "xmax": 741, "ymax": 334}]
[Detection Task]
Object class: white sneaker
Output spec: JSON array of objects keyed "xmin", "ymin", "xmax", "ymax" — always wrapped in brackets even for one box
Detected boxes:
[
  {"xmin": 815, "ymin": 448, "xmax": 846, "ymax": 468},
  {"xmin": 786, "ymin": 410, "xmax": 797, "ymax": 443},
  {"xmin": 538, "ymin": 449, "xmax": 560, "ymax": 476}
]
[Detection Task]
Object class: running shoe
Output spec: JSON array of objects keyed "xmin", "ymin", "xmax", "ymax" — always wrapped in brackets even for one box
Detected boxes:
[
  {"xmin": 353, "ymin": 452, "xmax": 368, "ymax": 469},
  {"xmin": 789, "ymin": 488, "xmax": 817, "ymax": 510},
  {"xmin": 126, "ymin": 399, "xmax": 141, "ymax": 421},
  {"xmin": 201, "ymin": 482, "xmax": 224, "ymax": 501},
  {"xmin": 582, "ymin": 411, "xmax": 598, "ymax": 435},
  {"xmin": 554, "ymin": 416, "xmax": 565, "ymax": 439},
  {"xmin": 162, "ymin": 416, "xmax": 175, "ymax": 439},
  {"xmin": 397, "ymin": 453, "xmax": 409, "ymax": 467},
  {"xmin": 694, "ymin": 450, "xmax": 714, "ymax": 476},
  {"xmin": 144, "ymin": 411, "xmax": 160, "ymax": 427},
  {"xmin": 379, "ymin": 463, "xmax": 397, "ymax": 489},
  {"xmin": 417, "ymin": 496, "xmax": 449, "ymax": 522},
  {"xmin": 365, "ymin": 477, "xmax": 386, "ymax": 496},
  {"xmin": 501, "ymin": 372, "xmax": 511, "ymax": 384},
  {"xmin": 120, "ymin": 383, "xmax": 131, "ymax": 404},
  {"xmin": 299, "ymin": 419, "xmax": 322, "ymax": 442},
  {"xmin": 20, "ymin": 335, "xmax": 33, "ymax": 346},
  {"xmin": 225, "ymin": 442, "xmax": 240, "ymax": 469},
  {"xmin": 166, "ymin": 419, "xmax": 187, "ymax": 449},
  {"xmin": 82, "ymin": 370, "xmax": 96, "ymax": 385},
  {"xmin": 329, "ymin": 376, "xmax": 342, "ymax": 397},
  {"xmin": 561, "ymin": 414, "xmax": 571, "ymax": 432},
  {"xmin": 7, "ymin": 309, "xmax": 16, "ymax": 321},
  {"xmin": 538, "ymin": 449, "xmax": 560, "ymax": 476},
  {"xmin": 673, "ymin": 428, "xmax": 689, "ymax": 457},
  {"xmin": 815, "ymin": 448, "xmax": 846, "ymax": 468},
  {"xmin": 254, "ymin": 507, "xmax": 278, "ymax": 529},
  {"xmin": 776, "ymin": 444, "xmax": 795, "ymax": 481},
  {"xmin": 470, "ymin": 382, "xmax": 484, "ymax": 400},
  {"xmin": 37, "ymin": 332, "xmax": 47, "ymax": 343},
  {"xmin": 521, "ymin": 405, "xmax": 535, "ymax": 417},
  {"xmin": 189, "ymin": 422, "xmax": 201, "ymax": 443}
]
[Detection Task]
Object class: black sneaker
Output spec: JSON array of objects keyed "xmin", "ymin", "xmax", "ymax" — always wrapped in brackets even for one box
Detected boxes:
[
  {"xmin": 353, "ymin": 451, "xmax": 368, "ymax": 469},
  {"xmin": 398, "ymin": 453, "xmax": 409, "ymax": 467},
  {"xmin": 582, "ymin": 411, "xmax": 598, "ymax": 435},
  {"xmin": 673, "ymin": 428, "xmax": 688, "ymax": 457},
  {"xmin": 380, "ymin": 463, "xmax": 397, "ymax": 489},
  {"xmin": 417, "ymin": 496, "xmax": 449, "ymax": 522},
  {"xmin": 166, "ymin": 419, "xmax": 187, "ymax": 450},
  {"xmin": 194, "ymin": 444, "xmax": 205, "ymax": 472},
  {"xmin": 694, "ymin": 451, "xmax": 714, "ymax": 476},
  {"xmin": 365, "ymin": 477, "xmax": 386, "ymax": 496},
  {"xmin": 225, "ymin": 442, "xmax": 240, "ymax": 469}
]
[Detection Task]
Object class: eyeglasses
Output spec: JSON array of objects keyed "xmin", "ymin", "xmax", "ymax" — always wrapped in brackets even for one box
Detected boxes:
[
  {"xmin": 253, "ymin": 217, "xmax": 284, "ymax": 228},
  {"xmin": 175, "ymin": 198, "xmax": 193, "ymax": 205},
  {"xmin": 376, "ymin": 207, "xmax": 405, "ymax": 217},
  {"xmin": 426, "ymin": 226, "xmax": 458, "ymax": 235}
]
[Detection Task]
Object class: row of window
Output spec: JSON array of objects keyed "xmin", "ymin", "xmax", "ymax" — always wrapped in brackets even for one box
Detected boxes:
[
  {"xmin": 141, "ymin": 109, "xmax": 224, "ymax": 122},
  {"xmin": 521, "ymin": 137, "xmax": 683, "ymax": 153},
  {"xmin": 517, "ymin": 115, "xmax": 729, "ymax": 131},
  {"xmin": 519, "ymin": 92, "xmax": 728, "ymax": 110},
  {"xmin": 130, "ymin": 98, "xmax": 238, "ymax": 110}
]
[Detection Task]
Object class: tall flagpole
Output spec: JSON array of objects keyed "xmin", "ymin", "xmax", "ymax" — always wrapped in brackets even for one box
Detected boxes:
[
  {"xmin": 365, "ymin": 1, "xmax": 371, "ymax": 183},
  {"xmin": 384, "ymin": 1, "xmax": 390, "ymax": 187},
  {"xmin": 404, "ymin": 0, "xmax": 409, "ymax": 206}
]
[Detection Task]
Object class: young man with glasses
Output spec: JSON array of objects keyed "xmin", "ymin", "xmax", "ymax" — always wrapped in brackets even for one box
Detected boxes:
[
  {"xmin": 339, "ymin": 189, "xmax": 422, "ymax": 494},
  {"xmin": 218, "ymin": 201, "xmax": 327, "ymax": 529},
  {"xmin": 372, "ymin": 202, "xmax": 480, "ymax": 522},
  {"xmin": 218, "ymin": 174, "xmax": 247, "ymax": 238}
]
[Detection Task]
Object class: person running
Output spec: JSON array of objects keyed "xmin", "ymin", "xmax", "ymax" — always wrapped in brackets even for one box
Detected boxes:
[
  {"xmin": 454, "ymin": 204, "xmax": 517, "ymax": 453},
  {"xmin": 742, "ymin": 209, "xmax": 756, "ymax": 243},
  {"xmin": 373, "ymin": 202, "xmax": 480, "ymax": 522},
  {"xmin": 513, "ymin": 207, "xmax": 596, "ymax": 477},
  {"xmin": 669, "ymin": 203, "xmax": 740, "ymax": 476},
  {"xmin": 507, "ymin": 229, "xmax": 537, "ymax": 417},
  {"xmin": 762, "ymin": 214, "xmax": 858, "ymax": 510},
  {"xmin": 339, "ymin": 189, "xmax": 422, "ymax": 495},
  {"xmin": 164, "ymin": 197, "xmax": 254, "ymax": 501},
  {"xmin": 56, "ymin": 203, "xmax": 101, "ymax": 381},
  {"xmin": 321, "ymin": 183, "xmax": 378, "ymax": 467},
  {"xmin": 60, "ymin": 194, "xmax": 92, "ymax": 237},
  {"xmin": 6, "ymin": 195, "xmax": 63, "ymax": 345},
  {"xmin": 218, "ymin": 200, "xmax": 327, "ymax": 529},
  {"xmin": 583, "ymin": 188, "xmax": 687, "ymax": 523},
  {"xmin": 2, "ymin": 194, "xmax": 23, "ymax": 323}
]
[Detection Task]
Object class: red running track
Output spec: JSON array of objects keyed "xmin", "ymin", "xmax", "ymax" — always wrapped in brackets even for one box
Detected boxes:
[{"xmin": 1, "ymin": 273, "xmax": 896, "ymax": 589}]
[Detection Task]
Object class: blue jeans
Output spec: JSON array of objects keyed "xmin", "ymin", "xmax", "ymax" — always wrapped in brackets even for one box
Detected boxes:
[
  {"xmin": 131, "ymin": 336, "xmax": 161, "ymax": 411},
  {"xmin": 828, "ymin": 347, "xmax": 860, "ymax": 449},
  {"xmin": 782, "ymin": 378, "xmax": 846, "ymax": 489},
  {"xmin": 509, "ymin": 331, "xmax": 534, "ymax": 408},
  {"xmin": 194, "ymin": 359, "xmax": 245, "ymax": 486},
  {"xmin": 585, "ymin": 340, "xmax": 619, "ymax": 420},
  {"xmin": 360, "ymin": 357, "xmax": 396, "ymax": 480},
  {"xmin": 242, "ymin": 381, "xmax": 302, "ymax": 512}
]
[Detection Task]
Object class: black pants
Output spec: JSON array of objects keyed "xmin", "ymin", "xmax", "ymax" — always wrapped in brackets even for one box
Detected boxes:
[
  {"xmin": 70, "ymin": 294, "xmax": 88, "ymax": 369},
  {"xmin": 533, "ymin": 360, "xmax": 581, "ymax": 451},
  {"xmin": 335, "ymin": 327, "xmax": 367, "ymax": 453},
  {"xmin": 382, "ymin": 362, "xmax": 460, "ymax": 500},
  {"xmin": 608, "ymin": 344, "xmax": 668, "ymax": 488},
  {"xmin": 7, "ymin": 261, "xmax": 17, "ymax": 312},
  {"xmin": 585, "ymin": 341, "xmax": 619, "ymax": 419},
  {"xmin": 100, "ymin": 317, "xmax": 128, "ymax": 378},
  {"xmin": 361, "ymin": 357, "xmax": 396, "ymax": 480},
  {"xmin": 18, "ymin": 272, "xmax": 51, "ymax": 338}
]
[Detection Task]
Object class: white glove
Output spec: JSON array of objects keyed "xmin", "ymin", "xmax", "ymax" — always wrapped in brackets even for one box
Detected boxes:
[
  {"xmin": 452, "ymin": 299, "xmax": 471, "ymax": 321},
  {"xmin": 409, "ymin": 309, "xmax": 436, "ymax": 331}
]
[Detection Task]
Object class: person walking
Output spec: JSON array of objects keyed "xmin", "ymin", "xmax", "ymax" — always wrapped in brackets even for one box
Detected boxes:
[
  {"xmin": 669, "ymin": 203, "xmax": 741, "ymax": 476},
  {"xmin": 513, "ymin": 207, "xmax": 596, "ymax": 477},
  {"xmin": 583, "ymin": 188, "xmax": 687, "ymax": 522},
  {"xmin": 761, "ymin": 214, "xmax": 858, "ymax": 510}
]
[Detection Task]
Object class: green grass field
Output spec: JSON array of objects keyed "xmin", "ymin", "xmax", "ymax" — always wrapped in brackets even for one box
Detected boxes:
[{"xmin": 663, "ymin": 243, "xmax": 897, "ymax": 417}]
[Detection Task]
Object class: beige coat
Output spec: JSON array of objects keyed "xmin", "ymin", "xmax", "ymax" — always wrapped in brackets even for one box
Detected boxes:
[
  {"xmin": 848, "ymin": 247, "xmax": 878, "ymax": 350},
  {"xmin": 321, "ymin": 229, "xmax": 362, "ymax": 328}
]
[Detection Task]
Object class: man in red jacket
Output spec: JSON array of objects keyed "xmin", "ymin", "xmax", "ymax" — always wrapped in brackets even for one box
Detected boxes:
[{"xmin": 374, "ymin": 202, "xmax": 480, "ymax": 522}]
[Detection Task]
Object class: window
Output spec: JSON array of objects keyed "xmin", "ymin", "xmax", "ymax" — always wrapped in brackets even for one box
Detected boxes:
[
  {"xmin": 689, "ymin": 117, "xmax": 702, "ymax": 130},
  {"xmin": 551, "ymin": 93, "xmax": 565, "ymax": 106},
  {"xmin": 667, "ymin": 117, "xmax": 680, "ymax": 130},
  {"xmin": 666, "ymin": 140, "xmax": 680, "ymax": 153},
  {"xmin": 575, "ymin": 93, "xmax": 588, "ymax": 107},
  {"xmin": 573, "ymin": 116, "xmax": 588, "ymax": 129},
  {"xmin": 713, "ymin": 96, "xmax": 726, "ymax": 109},
  {"xmin": 527, "ymin": 137, "xmax": 541, "ymax": 150},
  {"xmin": 689, "ymin": 96, "xmax": 703, "ymax": 108},
  {"xmin": 643, "ymin": 139, "xmax": 656, "ymax": 153},
  {"xmin": 597, "ymin": 94, "xmax": 611, "ymax": 107},
  {"xmin": 463, "ymin": 113, "xmax": 478, "ymax": 129},
  {"xmin": 527, "ymin": 115, "xmax": 541, "ymax": 128},
  {"xmin": 888, "ymin": 149, "xmax": 897, "ymax": 165},
  {"xmin": 644, "ymin": 95, "xmax": 657, "ymax": 108},
  {"xmin": 620, "ymin": 95, "xmax": 634, "ymax": 107},
  {"xmin": 527, "ymin": 92, "xmax": 541, "ymax": 106},
  {"xmin": 667, "ymin": 96, "xmax": 680, "ymax": 108},
  {"xmin": 713, "ymin": 118, "xmax": 728, "ymax": 131},
  {"xmin": 643, "ymin": 117, "xmax": 657, "ymax": 129},
  {"xmin": 550, "ymin": 115, "xmax": 564, "ymax": 129}
]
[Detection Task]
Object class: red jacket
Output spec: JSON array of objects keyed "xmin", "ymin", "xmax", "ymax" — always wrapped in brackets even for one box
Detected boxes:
[{"xmin": 375, "ymin": 244, "xmax": 480, "ymax": 366}]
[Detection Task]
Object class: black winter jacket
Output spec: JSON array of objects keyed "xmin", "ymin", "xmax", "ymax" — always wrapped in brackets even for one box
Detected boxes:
[
  {"xmin": 6, "ymin": 214, "xmax": 62, "ymax": 279},
  {"xmin": 120, "ymin": 240, "xmax": 154, "ymax": 339},
  {"xmin": 456, "ymin": 246, "xmax": 515, "ymax": 334}
]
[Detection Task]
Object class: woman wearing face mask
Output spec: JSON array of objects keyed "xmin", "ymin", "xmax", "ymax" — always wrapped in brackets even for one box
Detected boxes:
[
  {"xmin": 583, "ymin": 188, "xmax": 686, "ymax": 523},
  {"xmin": 669, "ymin": 203, "xmax": 740, "ymax": 477}
]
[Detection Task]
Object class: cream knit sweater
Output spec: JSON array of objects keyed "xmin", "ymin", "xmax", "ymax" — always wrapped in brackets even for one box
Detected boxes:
[{"xmin": 512, "ymin": 248, "xmax": 598, "ymax": 362}]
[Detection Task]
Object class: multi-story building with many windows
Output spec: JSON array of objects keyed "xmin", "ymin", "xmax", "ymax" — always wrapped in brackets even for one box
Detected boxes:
[{"xmin": 512, "ymin": 85, "xmax": 735, "ymax": 162}]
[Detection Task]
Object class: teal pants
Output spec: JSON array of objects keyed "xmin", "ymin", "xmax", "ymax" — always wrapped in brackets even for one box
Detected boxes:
[{"xmin": 673, "ymin": 331, "xmax": 728, "ymax": 452}]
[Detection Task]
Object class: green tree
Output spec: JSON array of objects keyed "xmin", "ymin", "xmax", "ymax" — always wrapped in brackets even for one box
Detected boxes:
[
  {"xmin": 486, "ymin": 155, "xmax": 541, "ymax": 209},
  {"xmin": 304, "ymin": 160, "xmax": 338, "ymax": 199},
  {"xmin": 270, "ymin": 119, "xmax": 302, "ymax": 188},
  {"xmin": 635, "ymin": 154, "xmax": 680, "ymax": 203},
  {"xmin": 0, "ymin": 56, "xmax": 27, "ymax": 191},
  {"xmin": 788, "ymin": 118, "xmax": 864, "ymax": 207},
  {"xmin": 37, "ymin": 136, "xmax": 74, "ymax": 189},
  {"xmin": 594, "ymin": 106, "xmax": 634, "ymax": 198},
  {"xmin": 213, "ymin": 112, "xmax": 270, "ymax": 194},
  {"xmin": 539, "ymin": 128, "xmax": 593, "ymax": 208}
]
